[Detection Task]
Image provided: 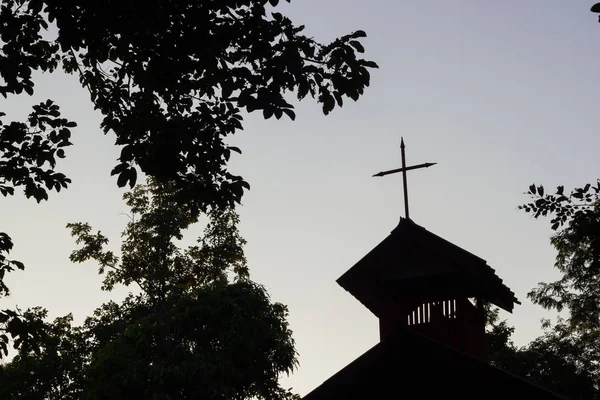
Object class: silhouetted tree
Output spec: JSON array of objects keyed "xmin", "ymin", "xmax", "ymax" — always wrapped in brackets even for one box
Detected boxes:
[
  {"xmin": 0, "ymin": 102, "xmax": 76, "ymax": 359},
  {"xmin": 485, "ymin": 181, "xmax": 600, "ymax": 399},
  {"xmin": 1, "ymin": 180, "xmax": 298, "ymax": 399},
  {"xmin": 0, "ymin": 0, "xmax": 377, "ymax": 359},
  {"xmin": 489, "ymin": 8, "xmax": 600, "ymax": 396},
  {"xmin": 1, "ymin": 0, "xmax": 377, "ymax": 209}
]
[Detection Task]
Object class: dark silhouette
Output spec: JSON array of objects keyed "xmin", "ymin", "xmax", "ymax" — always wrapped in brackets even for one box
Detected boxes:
[
  {"xmin": 0, "ymin": 180, "xmax": 299, "ymax": 399},
  {"xmin": 0, "ymin": 0, "xmax": 377, "ymax": 368},
  {"xmin": 303, "ymin": 165, "xmax": 566, "ymax": 398},
  {"xmin": 479, "ymin": 7, "xmax": 600, "ymax": 397},
  {"xmin": 484, "ymin": 182, "xmax": 600, "ymax": 399},
  {"xmin": 372, "ymin": 138, "xmax": 436, "ymax": 220},
  {"xmin": 592, "ymin": 3, "xmax": 600, "ymax": 20},
  {"xmin": 0, "ymin": 0, "xmax": 378, "ymax": 213}
]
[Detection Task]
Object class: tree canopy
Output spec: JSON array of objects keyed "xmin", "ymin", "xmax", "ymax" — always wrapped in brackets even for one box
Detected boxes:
[
  {"xmin": 0, "ymin": 0, "xmax": 377, "ymax": 365},
  {"xmin": 0, "ymin": 100, "xmax": 76, "ymax": 358},
  {"xmin": 488, "ymin": 9, "xmax": 600, "ymax": 397},
  {"xmin": 486, "ymin": 181, "xmax": 600, "ymax": 399},
  {"xmin": 1, "ymin": 180, "xmax": 299, "ymax": 400},
  {"xmin": 2, "ymin": 0, "xmax": 377, "ymax": 211}
]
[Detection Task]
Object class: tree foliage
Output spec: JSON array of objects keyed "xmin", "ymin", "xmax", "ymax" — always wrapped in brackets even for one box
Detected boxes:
[
  {"xmin": 520, "ymin": 181, "xmax": 600, "ymax": 330},
  {"xmin": 485, "ymin": 181, "xmax": 600, "ymax": 399},
  {"xmin": 1, "ymin": 180, "xmax": 298, "ymax": 399},
  {"xmin": 0, "ymin": 0, "xmax": 376, "ymax": 362},
  {"xmin": 486, "ymin": 310, "xmax": 598, "ymax": 399},
  {"xmin": 510, "ymin": 9, "xmax": 600, "ymax": 386},
  {"xmin": 0, "ymin": 309, "xmax": 87, "ymax": 400},
  {"xmin": 1, "ymin": 0, "xmax": 377, "ymax": 212},
  {"xmin": 0, "ymin": 100, "xmax": 76, "ymax": 359}
]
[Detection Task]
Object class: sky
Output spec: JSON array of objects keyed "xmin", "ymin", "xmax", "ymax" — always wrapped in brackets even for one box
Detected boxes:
[{"xmin": 2, "ymin": 0, "xmax": 600, "ymax": 396}]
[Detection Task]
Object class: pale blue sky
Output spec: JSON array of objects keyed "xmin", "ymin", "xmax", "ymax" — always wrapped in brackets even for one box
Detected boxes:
[{"xmin": 2, "ymin": 0, "xmax": 600, "ymax": 396}]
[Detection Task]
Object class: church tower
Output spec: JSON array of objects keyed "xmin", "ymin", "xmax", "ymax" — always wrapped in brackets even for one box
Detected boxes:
[
  {"xmin": 337, "ymin": 217, "xmax": 519, "ymax": 360},
  {"xmin": 337, "ymin": 138, "xmax": 518, "ymax": 359},
  {"xmin": 302, "ymin": 140, "xmax": 565, "ymax": 399}
]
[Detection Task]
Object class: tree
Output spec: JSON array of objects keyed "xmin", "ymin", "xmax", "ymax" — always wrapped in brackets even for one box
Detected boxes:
[
  {"xmin": 486, "ymin": 313, "xmax": 598, "ymax": 399},
  {"xmin": 484, "ymin": 181, "xmax": 600, "ymax": 399},
  {"xmin": 0, "ymin": 0, "xmax": 377, "ymax": 358},
  {"xmin": 0, "ymin": 309, "xmax": 87, "ymax": 400},
  {"xmin": 1, "ymin": 0, "xmax": 378, "ymax": 211},
  {"xmin": 488, "ymin": 10, "xmax": 600, "ymax": 397},
  {"xmin": 520, "ymin": 181, "xmax": 600, "ymax": 331},
  {"xmin": 0, "ymin": 101, "xmax": 76, "ymax": 359},
  {"xmin": 1, "ymin": 180, "xmax": 298, "ymax": 399}
]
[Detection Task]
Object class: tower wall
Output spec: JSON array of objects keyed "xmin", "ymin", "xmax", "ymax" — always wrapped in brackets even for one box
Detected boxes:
[{"xmin": 379, "ymin": 297, "xmax": 488, "ymax": 360}]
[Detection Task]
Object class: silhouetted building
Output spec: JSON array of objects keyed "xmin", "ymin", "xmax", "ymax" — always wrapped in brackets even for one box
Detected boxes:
[{"xmin": 303, "ymin": 218, "xmax": 567, "ymax": 399}]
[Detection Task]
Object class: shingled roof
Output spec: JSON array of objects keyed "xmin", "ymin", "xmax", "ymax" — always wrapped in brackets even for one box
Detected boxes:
[{"xmin": 337, "ymin": 218, "xmax": 520, "ymax": 315}]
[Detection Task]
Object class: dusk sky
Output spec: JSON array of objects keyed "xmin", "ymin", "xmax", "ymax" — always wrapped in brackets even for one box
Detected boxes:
[{"xmin": 2, "ymin": 0, "xmax": 600, "ymax": 396}]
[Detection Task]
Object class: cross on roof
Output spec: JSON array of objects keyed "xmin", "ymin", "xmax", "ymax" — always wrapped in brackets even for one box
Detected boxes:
[{"xmin": 372, "ymin": 138, "xmax": 437, "ymax": 220}]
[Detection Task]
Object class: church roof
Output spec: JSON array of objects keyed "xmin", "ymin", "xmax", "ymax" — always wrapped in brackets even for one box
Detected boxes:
[
  {"xmin": 302, "ymin": 326, "xmax": 568, "ymax": 400},
  {"xmin": 337, "ymin": 218, "xmax": 520, "ymax": 315}
]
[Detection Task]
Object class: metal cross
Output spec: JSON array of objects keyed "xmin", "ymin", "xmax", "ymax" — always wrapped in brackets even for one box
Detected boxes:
[{"xmin": 372, "ymin": 138, "xmax": 437, "ymax": 220}]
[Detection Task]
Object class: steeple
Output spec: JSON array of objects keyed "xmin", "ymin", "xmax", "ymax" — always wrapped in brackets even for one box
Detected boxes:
[
  {"xmin": 301, "ymin": 141, "xmax": 562, "ymax": 399},
  {"xmin": 337, "ymin": 217, "xmax": 519, "ymax": 360}
]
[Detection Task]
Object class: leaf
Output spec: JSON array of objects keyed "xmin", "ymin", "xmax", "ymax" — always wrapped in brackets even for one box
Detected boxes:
[
  {"xmin": 246, "ymin": 102, "xmax": 257, "ymax": 113},
  {"xmin": 352, "ymin": 30, "xmax": 367, "ymax": 38},
  {"xmin": 349, "ymin": 40, "xmax": 365, "ymax": 53},
  {"xmin": 323, "ymin": 95, "xmax": 335, "ymax": 115},
  {"xmin": 222, "ymin": 81, "xmax": 234, "ymax": 99},
  {"xmin": 360, "ymin": 60, "xmax": 379, "ymax": 68},
  {"xmin": 120, "ymin": 145, "xmax": 134, "ymax": 162},
  {"xmin": 282, "ymin": 109, "xmax": 296, "ymax": 121},
  {"xmin": 263, "ymin": 108, "xmax": 274, "ymax": 119},
  {"xmin": 127, "ymin": 167, "xmax": 137, "ymax": 188},
  {"xmin": 529, "ymin": 184, "xmax": 536, "ymax": 195},
  {"xmin": 0, "ymin": 186, "xmax": 14, "ymax": 197},
  {"xmin": 538, "ymin": 185, "xmax": 544, "ymax": 197},
  {"xmin": 111, "ymin": 163, "xmax": 128, "ymax": 176},
  {"xmin": 297, "ymin": 82, "xmax": 309, "ymax": 100},
  {"xmin": 117, "ymin": 170, "xmax": 129, "ymax": 188},
  {"xmin": 333, "ymin": 92, "xmax": 343, "ymax": 107},
  {"xmin": 11, "ymin": 261, "xmax": 25, "ymax": 270}
]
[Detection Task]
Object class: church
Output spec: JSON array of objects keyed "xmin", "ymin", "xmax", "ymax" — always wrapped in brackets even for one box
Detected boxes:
[{"xmin": 302, "ymin": 140, "xmax": 567, "ymax": 399}]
